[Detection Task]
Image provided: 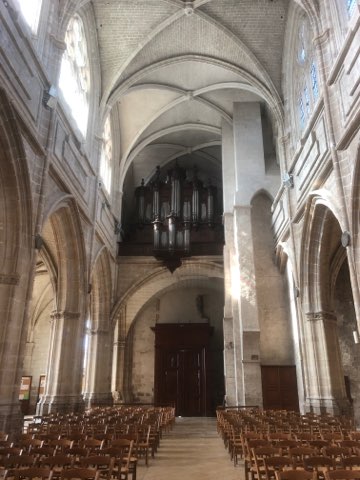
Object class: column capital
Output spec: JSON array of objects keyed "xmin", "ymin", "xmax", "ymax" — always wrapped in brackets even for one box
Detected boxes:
[
  {"xmin": 306, "ymin": 311, "xmax": 337, "ymax": 323},
  {"xmin": 50, "ymin": 310, "xmax": 81, "ymax": 321}
]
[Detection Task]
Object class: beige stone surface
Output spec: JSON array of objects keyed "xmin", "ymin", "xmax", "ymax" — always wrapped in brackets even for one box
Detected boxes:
[{"xmin": 137, "ymin": 417, "xmax": 243, "ymax": 480}]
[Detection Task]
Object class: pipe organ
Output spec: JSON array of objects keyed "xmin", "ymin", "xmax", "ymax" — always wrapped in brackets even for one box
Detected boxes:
[{"xmin": 121, "ymin": 162, "xmax": 224, "ymax": 270}]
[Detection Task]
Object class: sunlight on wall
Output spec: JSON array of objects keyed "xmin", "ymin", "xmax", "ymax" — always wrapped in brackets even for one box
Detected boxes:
[
  {"xmin": 59, "ymin": 15, "xmax": 90, "ymax": 137},
  {"xmin": 18, "ymin": 0, "xmax": 42, "ymax": 33}
]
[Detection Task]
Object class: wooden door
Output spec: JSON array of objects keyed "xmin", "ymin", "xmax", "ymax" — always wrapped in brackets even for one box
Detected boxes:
[
  {"xmin": 153, "ymin": 323, "xmax": 212, "ymax": 416},
  {"xmin": 261, "ymin": 365, "xmax": 299, "ymax": 411}
]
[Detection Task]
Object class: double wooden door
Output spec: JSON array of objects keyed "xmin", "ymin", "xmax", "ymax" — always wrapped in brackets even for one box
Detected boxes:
[
  {"xmin": 261, "ymin": 365, "xmax": 299, "ymax": 411},
  {"xmin": 153, "ymin": 323, "xmax": 212, "ymax": 416}
]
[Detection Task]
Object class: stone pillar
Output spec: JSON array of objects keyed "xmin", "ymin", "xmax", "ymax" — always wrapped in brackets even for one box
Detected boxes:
[
  {"xmin": 83, "ymin": 328, "xmax": 113, "ymax": 408},
  {"xmin": 304, "ymin": 311, "xmax": 350, "ymax": 414},
  {"xmin": 221, "ymin": 104, "xmax": 266, "ymax": 407},
  {"xmin": 112, "ymin": 307, "xmax": 126, "ymax": 403},
  {"xmin": 37, "ymin": 310, "xmax": 85, "ymax": 414},
  {"xmin": 233, "ymin": 205, "xmax": 262, "ymax": 406},
  {"xmin": 0, "ymin": 277, "xmax": 26, "ymax": 434}
]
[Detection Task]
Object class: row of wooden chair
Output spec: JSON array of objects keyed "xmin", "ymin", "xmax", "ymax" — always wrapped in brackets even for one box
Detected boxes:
[{"xmin": 0, "ymin": 441, "xmax": 134, "ymax": 480}]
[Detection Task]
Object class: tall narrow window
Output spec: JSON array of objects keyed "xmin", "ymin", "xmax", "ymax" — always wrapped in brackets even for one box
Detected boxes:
[
  {"xmin": 100, "ymin": 116, "xmax": 113, "ymax": 194},
  {"xmin": 347, "ymin": 0, "xmax": 356, "ymax": 16},
  {"xmin": 18, "ymin": 0, "xmax": 42, "ymax": 33},
  {"xmin": 294, "ymin": 17, "xmax": 320, "ymax": 134},
  {"xmin": 59, "ymin": 15, "xmax": 90, "ymax": 137}
]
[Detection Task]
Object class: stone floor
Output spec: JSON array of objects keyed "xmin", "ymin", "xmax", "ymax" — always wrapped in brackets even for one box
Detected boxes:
[{"xmin": 136, "ymin": 417, "xmax": 244, "ymax": 480}]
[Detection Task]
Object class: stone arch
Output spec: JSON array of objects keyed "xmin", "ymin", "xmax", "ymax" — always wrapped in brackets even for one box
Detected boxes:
[
  {"xmin": 111, "ymin": 260, "xmax": 223, "ymax": 333},
  {"xmin": 42, "ymin": 197, "xmax": 87, "ymax": 314},
  {"xmin": 0, "ymin": 88, "xmax": 33, "ymax": 430},
  {"xmin": 124, "ymin": 275, "xmax": 224, "ymax": 404},
  {"xmin": 90, "ymin": 247, "xmax": 112, "ymax": 331},
  {"xmin": 299, "ymin": 193, "xmax": 351, "ymax": 414},
  {"xmin": 300, "ymin": 194, "xmax": 345, "ymax": 313},
  {"xmin": 36, "ymin": 197, "xmax": 87, "ymax": 413}
]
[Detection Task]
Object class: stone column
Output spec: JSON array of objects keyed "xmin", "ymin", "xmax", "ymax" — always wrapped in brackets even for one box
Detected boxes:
[
  {"xmin": 112, "ymin": 307, "xmax": 126, "ymax": 403},
  {"xmin": 304, "ymin": 311, "xmax": 350, "ymax": 414},
  {"xmin": 37, "ymin": 310, "xmax": 85, "ymax": 414},
  {"xmin": 220, "ymin": 104, "xmax": 266, "ymax": 406},
  {"xmin": 0, "ymin": 275, "xmax": 27, "ymax": 434},
  {"xmin": 83, "ymin": 328, "xmax": 113, "ymax": 407}
]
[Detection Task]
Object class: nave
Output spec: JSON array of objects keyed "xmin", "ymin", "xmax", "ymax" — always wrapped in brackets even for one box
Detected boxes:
[{"xmin": 137, "ymin": 417, "xmax": 240, "ymax": 480}]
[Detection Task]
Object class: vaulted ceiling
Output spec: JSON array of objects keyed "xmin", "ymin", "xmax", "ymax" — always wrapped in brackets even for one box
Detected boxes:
[{"xmin": 74, "ymin": 0, "xmax": 304, "ymax": 193}]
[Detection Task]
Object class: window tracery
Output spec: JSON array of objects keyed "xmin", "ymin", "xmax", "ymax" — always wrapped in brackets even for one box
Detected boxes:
[
  {"xmin": 294, "ymin": 17, "xmax": 320, "ymax": 133},
  {"xmin": 18, "ymin": 0, "xmax": 42, "ymax": 33},
  {"xmin": 100, "ymin": 116, "xmax": 113, "ymax": 194},
  {"xmin": 347, "ymin": 0, "xmax": 356, "ymax": 16},
  {"xmin": 59, "ymin": 14, "xmax": 90, "ymax": 137}
]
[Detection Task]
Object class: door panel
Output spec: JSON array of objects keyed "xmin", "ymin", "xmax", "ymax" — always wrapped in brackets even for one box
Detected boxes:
[
  {"xmin": 261, "ymin": 365, "xmax": 299, "ymax": 411},
  {"xmin": 153, "ymin": 323, "xmax": 212, "ymax": 416}
]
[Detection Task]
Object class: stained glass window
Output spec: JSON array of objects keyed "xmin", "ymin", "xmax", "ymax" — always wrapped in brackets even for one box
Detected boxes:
[
  {"xmin": 18, "ymin": 0, "xmax": 42, "ymax": 33},
  {"xmin": 299, "ymin": 95, "xmax": 305, "ymax": 131},
  {"xmin": 59, "ymin": 15, "xmax": 90, "ymax": 137},
  {"xmin": 100, "ymin": 117, "xmax": 112, "ymax": 193},
  {"xmin": 311, "ymin": 62, "xmax": 319, "ymax": 101},
  {"xmin": 347, "ymin": 0, "xmax": 356, "ymax": 15},
  {"xmin": 294, "ymin": 15, "xmax": 320, "ymax": 134}
]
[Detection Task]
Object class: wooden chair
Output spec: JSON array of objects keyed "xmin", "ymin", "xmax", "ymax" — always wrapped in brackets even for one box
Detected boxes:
[
  {"xmin": 49, "ymin": 440, "xmax": 74, "ymax": 454},
  {"xmin": 13, "ymin": 467, "xmax": 53, "ymax": 480},
  {"xmin": 341, "ymin": 457, "xmax": 360, "ymax": 470},
  {"xmin": 289, "ymin": 447, "xmax": 317, "ymax": 468},
  {"xmin": 2, "ymin": 455, "xmax": 36, "ymax": 479},
  {"xmin": 303, "ymin": 456, "xmax": 334, "ymax": 479},
  {"xmin": 276, "ymin": 471, "xmax": 317, "ymax": 480},
  {"xmin": 79, "ymin": 440, "xmax": 104, "ymax": 455},
  {"xmin": 79, "ymin": 456, "xmax": 114, "ymax": 480},
  {"xmin": 263, "ymin": 456, "xmax": 295, "ymax": 480},
  {"xmin": 251, "ymin": 447, "xmax": 282, "ymax": 480},
  {"xmin": 60, "ymin": 468, "xmax": 100, "ymax": 480},
  {"xmin": 135, "ymin": 426, "xmax": 150, "ymax": 466},
  {"xmin": 325, "ymin": 470, "xmax": 360, "ymax": 480},
  {"xmin": 103, "ymin": 441, "xmax": 135, "ymax": 480},
  {"xmin": 40, "ymin": 455, "xmax": 74, "ymax": 478},
  {"xmin": 245, "ymin": 440, "xmax": 271, "ymax": 480},
  {"xmin": 322, "ymin": 447, "xmax": 351, "ymax": 468}
]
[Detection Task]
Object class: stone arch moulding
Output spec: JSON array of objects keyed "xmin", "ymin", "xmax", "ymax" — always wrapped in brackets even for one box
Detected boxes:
[
  {"xmin": 42, "ymin": 195, "xmax": 87, "ymax": 315},
  {"xmin": 90, "ymin": 246, "xmax": 112, "ymax": 332},
  {"xmin": 111, "ymin": 260, "xmax": 224, "ymax": 334},
  {"xmin": 0, "ymin": 88, "xmax": 33, "ymax": 275},
  {"xmin": 299, "ymin": 190, "xmax": 345, "ymax": 314}
]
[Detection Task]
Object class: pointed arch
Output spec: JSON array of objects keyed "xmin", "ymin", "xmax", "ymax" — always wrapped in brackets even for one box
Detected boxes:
[{"xmin": 90, "ymin": 247, "xmax": 112, "ymax": 331}]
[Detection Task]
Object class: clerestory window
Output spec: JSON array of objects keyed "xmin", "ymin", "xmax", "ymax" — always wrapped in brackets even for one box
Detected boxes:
[
  {"xmin": 59, "ymin": 14, "xmax": 90, "ymax": 137},
  {"xmin": 347, "ymin": 0, "xmax": 356, "ymax": 16},
  {"xmin": 294, "ymin": 17, "xmax": 320, "ymax": 133},
  {"xmin": 100, "ymin": 116, "xmax": 113, "ymax": 194},
  {"xmin": 18, "ymin": 0, "xmax": 42, "ymax": 34}
]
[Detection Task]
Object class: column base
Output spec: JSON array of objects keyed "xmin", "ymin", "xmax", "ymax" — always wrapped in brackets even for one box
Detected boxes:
[
  {"xmin": 0, "ymin": 402, "xmax": 23, "ymax": 438},
  {"xmin": 83, "ymin": 392, "xmax": 113, "ymax": 409},
  {"xmin": 36, "ymin": 394, "xmax": 85, "ymax": 415},
  {"xmin": 305, "ymin": 396, "xmax": 352, "ymax": 416}
]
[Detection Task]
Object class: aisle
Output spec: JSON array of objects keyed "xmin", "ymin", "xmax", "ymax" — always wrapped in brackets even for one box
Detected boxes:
[{"xmin": 137, "ymin": 417, "xmax": 243, "ymax": 480}]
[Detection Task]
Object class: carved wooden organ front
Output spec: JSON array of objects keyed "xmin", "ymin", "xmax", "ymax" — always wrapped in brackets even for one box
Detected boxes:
[{"xmin": 119, "ymin": 163, "xmax": 224, "ymax": 262}]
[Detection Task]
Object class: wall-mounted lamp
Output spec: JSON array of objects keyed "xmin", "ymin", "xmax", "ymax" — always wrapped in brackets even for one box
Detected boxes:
[
  {"xmin": 34, "ymin": 234, "xmax": 43, "ymax": 250},
  {"xmin": 353, "ymin": 330, "xmax": 359, "ymax": 344},
  {"xmin": 43, "ymin": 85, "xmax": 57, "ymax": 109},
  {"xmin": 282, "ymin": 172, "xmax": 294, "ymax": 189}
]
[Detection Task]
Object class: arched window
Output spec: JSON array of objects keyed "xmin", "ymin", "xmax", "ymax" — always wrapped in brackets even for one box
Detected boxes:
[
  {"xmin": 100, "ymin": 116, "xmax": 113, "ymax": 194},
  {"xmin": 59, "ymin": 14, "xmax": 90, "ymax": 137},
  {"xmin": 18, "ymin": 0, "xmax": 42, "ymax": 33},
  {"xmin": 347, "ymin": 0, "xmax": 356, "ymax": 16},
  {"xmin": 294, "ymin": 17, "xmax": 320, "ymax": 133}
]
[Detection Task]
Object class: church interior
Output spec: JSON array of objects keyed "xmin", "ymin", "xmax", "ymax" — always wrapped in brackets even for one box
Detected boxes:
[{"xmin": 0, "ymin": 0, "xmax": 360, "ymax": 437}]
